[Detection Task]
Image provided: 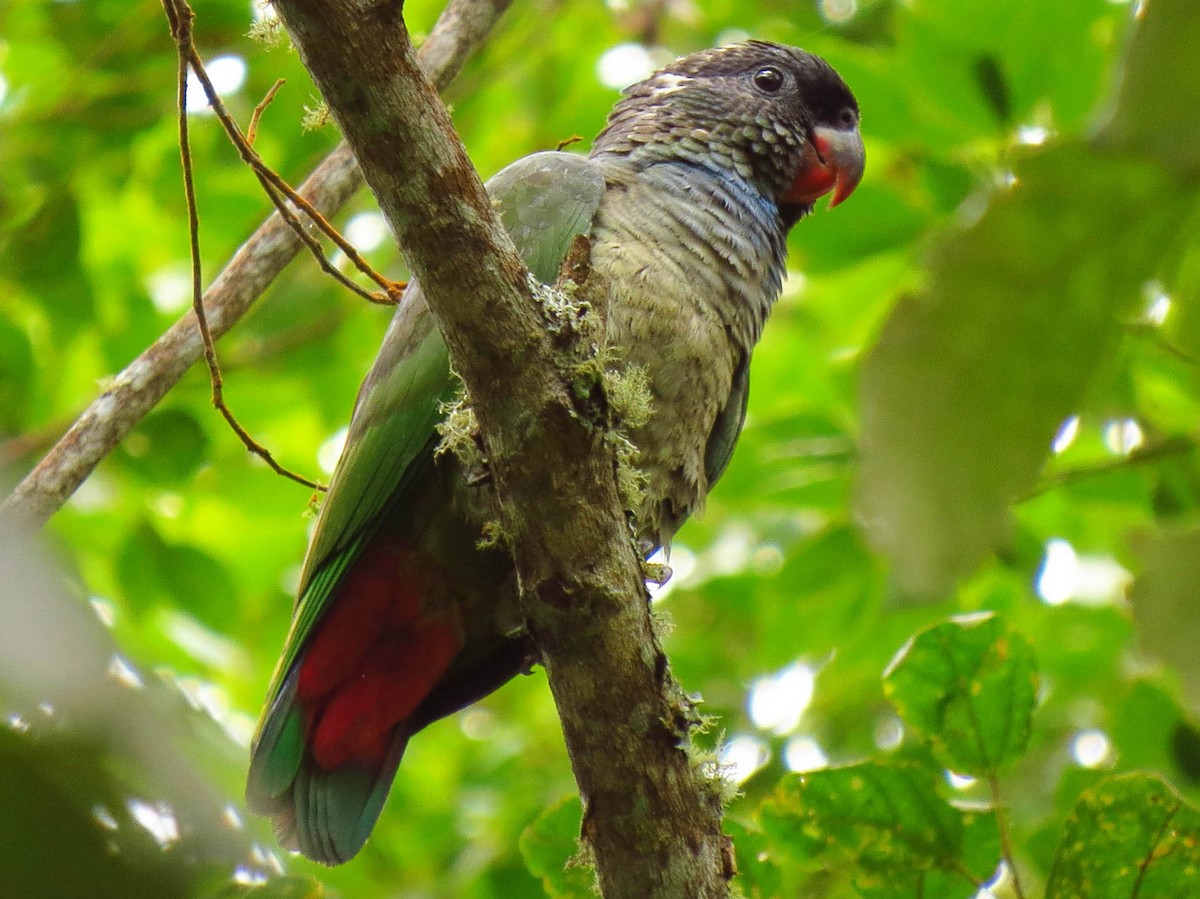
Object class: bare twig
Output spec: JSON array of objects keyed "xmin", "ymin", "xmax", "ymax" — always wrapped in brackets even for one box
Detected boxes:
[
  {"xmin": 988, "ymin": 773, "xmax": 1027, "ymax": 899},
  {"xmin": 164, "ymin": 0, "xmax": 324, "ymax": 491},
  {"xmin": 1, "ymin": 0, "xmax": 515, "ymax": 528},
  {"xmin": 181, "ymin": 35, "xmax": 398, "ymax": 306},
  {"xmin": 1029, "ymin": 431, "xmax": 1198, "ymax": 499},
  {"xmin": 1128, "ymin": 321, "xmax": 1200, "ymax": 366},
  {"xmin": 247, "ymin": 78, "xmax": 285, "ymax": 147}
]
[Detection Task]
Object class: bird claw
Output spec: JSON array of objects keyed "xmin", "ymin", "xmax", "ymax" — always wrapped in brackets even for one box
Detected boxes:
[
  {"xmin": 641, "ymin": 561, "xmax": 673, "ymax": 586},
  {"xmin": 464, "ymin": 462, "xmax": 492, "ymax": 487}
]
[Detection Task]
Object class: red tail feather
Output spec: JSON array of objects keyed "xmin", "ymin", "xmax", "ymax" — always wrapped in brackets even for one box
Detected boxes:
[{"xmin": 296, "ymin": 539, "xmax": 461, "ymax": 770}]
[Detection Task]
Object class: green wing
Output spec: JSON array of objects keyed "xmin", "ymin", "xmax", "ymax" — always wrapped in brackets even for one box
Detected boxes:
[
  {"xmin": 274, "ymin": 148, "xmax": 606, "ymax": 690},
  {"xmin": 247, "ymin": 151, "xmax": 606, "ymax": 845},
  {"xmin": 703, "ymin": 350, "xmax": 750, "ymax": 488}
]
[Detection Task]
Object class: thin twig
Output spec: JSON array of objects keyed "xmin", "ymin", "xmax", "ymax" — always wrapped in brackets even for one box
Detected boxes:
[
  {"xmin": 987, "ymin": 773, "xmax": 1026, "ymax": 899},
  {"xmin": 247, "ymin": 78, "xmax": 286, "ymax": 147},
  {"xmin": 1129, "ymin": 322, "xmax": 1200, "ymax": 366},
  {"xmin": 950, "ymin": 860, "xmax": 985, "ymax": 893},
  {"xmin": 165, "ymin": 0, "xmax": 322, "ymax": 491},
  {"xmin": 1, "ymin": 0, "xmax": 514, "ymax": 529},
  {"xmin": 183, "ymin": 46, "xmax": 405, "ymax": 305},
  {"xmin": 1029, "ymin": 432, "xmax": 1197, "ymax": 499},
  {"xmin": 239, "ymin": 137, "xmax": 407, "ymax": 303}
]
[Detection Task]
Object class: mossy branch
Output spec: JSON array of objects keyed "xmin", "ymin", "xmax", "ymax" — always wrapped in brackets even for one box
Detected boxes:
[{"xmin": 268, "ymin": 1, "xmax": 734, "ymax": 895}]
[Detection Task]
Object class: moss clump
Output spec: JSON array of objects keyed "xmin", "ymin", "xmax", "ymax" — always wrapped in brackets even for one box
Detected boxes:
[
  {"xmin": 530, "ymin": 273, "xmax": 590, "ymax": 336},
  {"xmin": 605, "ymin": 364, "xmax": 652, "ymax": 430},
  {"xmin": 476, "ymin": 519, "xmax": 508, "ymax": 550},
  {"xmin": 591, "ymin": 361, "xmax": 654, "ymax": 513},
  {"xmin": 246, "ymin": 6, "xmax": 285, "ymax": 47},
  {"xmin": 689, "ymin": 734, "xmax": 743, "ymax": 811},
  {"xmin": 301, "ymin": 99, "xmax": 332, "ymax": 132},
  {"xmin": 435, "ymin": 386, "xmax": 485, "ymax": 472},
  {"xmin": 608, "ymin": 432, "xmax": 646, "ymax": 513}
]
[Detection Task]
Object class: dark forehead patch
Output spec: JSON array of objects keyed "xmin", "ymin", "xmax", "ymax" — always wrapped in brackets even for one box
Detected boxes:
[
  {"xmin": 665, "ymin": 41, "xmax": 858, "ymax": 119},
  {"xmin": 667, "ymin": 41, "xmax": 815, "ymax": 78}
]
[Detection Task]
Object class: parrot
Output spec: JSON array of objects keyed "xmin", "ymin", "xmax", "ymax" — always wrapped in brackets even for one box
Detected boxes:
[{"xmin": 246, "ymin": 40, "xmax": 864, "ymax": 865}]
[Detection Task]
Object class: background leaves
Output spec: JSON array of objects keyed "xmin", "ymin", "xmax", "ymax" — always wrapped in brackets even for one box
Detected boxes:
[
  {"xmin": 1046, "ymin": 774, "xmax": 1200, "ymax": 899},
  {"xmin": 2, "ymin": 0, "xmax": 1200, "ymax": 897},
  {"xmin": 884, "ymin": 614, "xmax": 1037, "ymax": 774}
]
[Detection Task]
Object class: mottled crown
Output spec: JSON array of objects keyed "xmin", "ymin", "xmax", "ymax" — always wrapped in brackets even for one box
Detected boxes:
[{"xmin": 591, "ymin": 41, "xmax": 859, "ymax": 207}]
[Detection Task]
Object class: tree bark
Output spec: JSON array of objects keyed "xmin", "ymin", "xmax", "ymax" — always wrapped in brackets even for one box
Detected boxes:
[
  {"xmin": 0, "ymin": 0, "xmax": 512, "ymax": 528},
  {"xmin": 269, "ymin": 2, "xmax": 732, "ymax": 897}
]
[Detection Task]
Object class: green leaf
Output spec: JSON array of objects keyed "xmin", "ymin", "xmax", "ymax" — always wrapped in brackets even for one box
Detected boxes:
[
  {"xmin": 114, "ymin": 408, "xmax": 210, "ymax": 484},
  {"xmin": 1101, "ymin": 0, "xmax": 1200, "ymax": 172},
  {"xmin": 903, "ymin": 809, "xmax": 1003, "ymax": 899},
  {"xmin": 1129, "ymin": 527, "xmax": 1200, "ymax": 704},
  {"xmin": 883, "ymin": 614, "xmax": 1037, "ymax": 775},
  {"xmin": 211, "ymin": 876, "xmax": 326, "ymax": 898},
  {"xmin": 759, "ymin": 762, "xmax": 964, "ymax": 881},
  {"xmin": 1046, "ymin": 773, "xmax": 1200, "ymax": 899},
  {"xmin": 519, "ymin": 795, "xmax": 593, "ymax": 899},
  {"xmin": 115, "ymin": 520, "xmax": 237, "ymax": 631},
  {"xmin": 0, "ymin": 189, "xmax": 95, "ymax": 341},
  {"xmin": 726, "ymin": 818, "xmax": 784, "ymax": 899},
  {"xmin": 248, "ymin": 877, "xmax": 327, "ymax": 898},
  {"xmin": 115, "ymin": 521, "xmax": 171, "ymax": 619},
  {"xmin": 0, "ymin": 315, "xmax": 34, "ymax": 433},
  {"xmin": 855, "ymin": 144, "xmax": 1191, "ymax": 595}
]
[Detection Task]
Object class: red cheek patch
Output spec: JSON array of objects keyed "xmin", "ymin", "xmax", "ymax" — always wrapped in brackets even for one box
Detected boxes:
[{"xmin": 783, "ymin": 137, "xmax": 838, "ymax": 205}]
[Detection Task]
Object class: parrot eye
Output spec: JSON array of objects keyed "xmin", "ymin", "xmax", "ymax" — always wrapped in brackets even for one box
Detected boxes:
[
  {"xmin": 837, "ymin": 107, "xmax": 858, "ymax": 129},
  {"xmin": 753, "ymin": 66, "xmax": 785, "ymax": 93}
]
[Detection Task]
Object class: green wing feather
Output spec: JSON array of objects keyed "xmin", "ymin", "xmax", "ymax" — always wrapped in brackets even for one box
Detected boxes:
[
  {"xmin": 703, "ymin": 351, "xmax": 750, "ymax": 488},
  {"xmin": 246, "ymin": 151, "xmax": 606, "ymax": 859}
]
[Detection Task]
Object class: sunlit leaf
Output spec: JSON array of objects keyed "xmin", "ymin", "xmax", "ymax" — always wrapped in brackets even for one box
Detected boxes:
[
  {"xmin": 759, "ymin": 762, "xmax": 965, "ymax": 883},
  {"xmin": 883, "ymin": 614, "xmax": 1037, "ymax": 775},
  {"xmin": 518, "ymin": 795, "xmax": 592, "ymax": 899},
  {"xmin": 1046, "ymin": 773, "xmax": 1200, "ymax": 899},
  {"xmin": 855, "ymin": 144, "xmax": 1190, "ymax": 595},
  {"xmin": 1129, "ymin": 527, "xmax": 1200, "ymax": 703}
]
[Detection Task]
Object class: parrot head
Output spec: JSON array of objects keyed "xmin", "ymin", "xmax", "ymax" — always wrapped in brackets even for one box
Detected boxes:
[{"xmin": 594, "ymin": 40, "xmax": 864, "ymax": 220}]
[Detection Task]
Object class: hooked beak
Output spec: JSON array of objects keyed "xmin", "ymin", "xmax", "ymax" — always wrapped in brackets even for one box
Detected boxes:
[{"xmin": 784, "ymin": 123, "xmax": 865, "ymax": 209}]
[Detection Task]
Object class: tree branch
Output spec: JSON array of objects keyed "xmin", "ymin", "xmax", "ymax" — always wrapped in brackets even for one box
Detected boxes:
[
  {"xmin": 1027, "ymin": 431, "xmax": 1198, "ymax": 499},
  {"xmin": 0, "ymin": 0, "xmax": 512, "ymax": 529},
  {"xmin": 270, "ymin": 2, "xmax": 731, "ymax": 896}
]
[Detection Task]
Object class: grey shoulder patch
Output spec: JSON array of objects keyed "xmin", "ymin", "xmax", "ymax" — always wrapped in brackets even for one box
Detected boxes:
[{"xmin": 486, "ymin": 151, "xmax": 606, "ymax": 284}]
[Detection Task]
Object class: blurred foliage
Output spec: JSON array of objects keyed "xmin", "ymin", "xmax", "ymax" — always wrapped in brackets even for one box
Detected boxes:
[
  {"xmin": 1044, "ymin": 773, "xmax": 1200, "ymax": 899},
  {"xmin": 883, "ymin": 615, "xmax": 1037, "ymax": 775},
  {"xmin": 2, "ymin": 0, "xmax": 1199, "ymax": 897}
]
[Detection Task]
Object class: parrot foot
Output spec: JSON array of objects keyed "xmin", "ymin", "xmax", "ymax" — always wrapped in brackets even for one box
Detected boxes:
[
  {"xmin": 641, "ymin": 561, "xmax": 673, "ymax": 586},
  {"xmin": 464, "ymin": 462, "xmax": 492, "ymax": 487}
]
